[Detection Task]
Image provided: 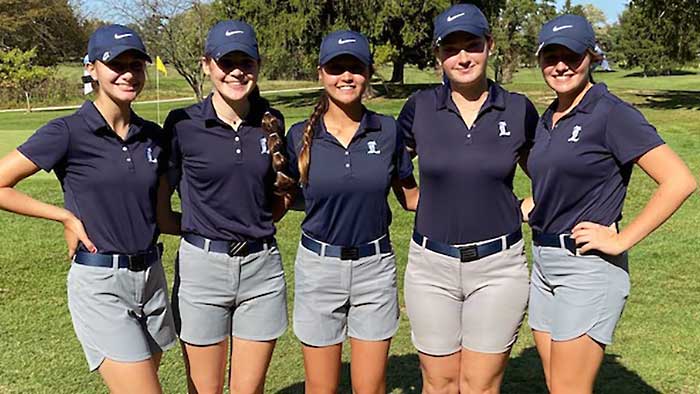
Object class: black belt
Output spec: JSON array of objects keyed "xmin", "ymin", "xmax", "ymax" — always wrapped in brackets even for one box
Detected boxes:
[
  {"xmin": 183, "ymin": 233, "xmax": 275, "ymax": 257},
  {"xmin": 412, "ymin": 229, "xmax": 522, "ymax": 263},
  {"xmin": 532, "ymin": 231, "xmax": 577, "ymax": 254},
  {"xmin": 73, "ymin": 243, "xmax": 162, "ymax": 271},
  {"xmin": 301, "ymin": 233, "xmax": 392, "ymax": 260}
]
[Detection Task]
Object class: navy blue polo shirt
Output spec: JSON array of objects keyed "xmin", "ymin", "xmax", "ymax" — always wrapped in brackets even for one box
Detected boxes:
[
  {"xmin": 164, "ymin": 94, "xmax": 284, "ymax": 242},
  {"xmin": 286, "ymin": 109, "xmax": 413, "ymax": 246},
  {"xmin": 17, "ymin": 101, "xmax": 167, "ymax": 254},
  {"xmin": 528, "ymin": 83, "xmax": 664, "ymax": 234},
  {"xmin": 397, "ymin": 81, "xmax": 538, "ymax": 244}
]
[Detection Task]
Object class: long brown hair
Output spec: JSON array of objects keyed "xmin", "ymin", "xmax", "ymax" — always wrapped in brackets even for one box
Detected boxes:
[
  {"xmin": 250, "ymin": 86, "xmax": 296, "ymax": 194},
  {"xmin": 298, "ymin": 92, "xmax": 329, "ymax": 185}
]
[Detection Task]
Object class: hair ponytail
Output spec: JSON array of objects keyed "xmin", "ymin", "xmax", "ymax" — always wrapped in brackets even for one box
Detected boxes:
[
  {"xmin": 298, "ymin": 93, "xmax": 329, "ymax": 185},
  {"xmin": 261, "ymin": 111, "xmax": 296, "ymax": 195}
]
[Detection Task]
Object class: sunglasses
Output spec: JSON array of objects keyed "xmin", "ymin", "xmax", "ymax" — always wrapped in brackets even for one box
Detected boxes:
[
  {"xmin": 439, "ymin": 38, "xmax": 487, "ymax": 57},
  {"xmin": 216, "ymin": 56, "xmax": 257, "ymax": 73},
  {"xmin": 322, "ymin": 61, "xmax": 367, "ymax": 76},
  {"xmin": 105, "ymin": 59, "xmax": 146, "ymax": 74},
  {"xmin": 539, "ymin": 49, "xmax": 586, "ymax": 68}
]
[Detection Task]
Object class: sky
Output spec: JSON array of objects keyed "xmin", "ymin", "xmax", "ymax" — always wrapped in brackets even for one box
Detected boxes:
[
  {"xmin": 81, "ymin": 1, "xmax": 629, "ymax": 24},
  {"xmin": 555, "ymin": 0, "xmax": 628, "ymax": 23}
]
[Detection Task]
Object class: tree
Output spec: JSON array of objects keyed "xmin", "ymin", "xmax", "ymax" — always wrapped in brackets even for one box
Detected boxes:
[
  {"xmin": 110, "ymin": 0, "xmax": 215, "ymax": 100},
  {"xmin": 0, "ymin": 0, "xmax": 88, "ymax": 65},
  {"xmin": 0, "ymin": 48, "xmax": 51, "ymax": 111},
  {"xmin": 612, "ymin": 1, "xmax": 699, "ymax": 75}
]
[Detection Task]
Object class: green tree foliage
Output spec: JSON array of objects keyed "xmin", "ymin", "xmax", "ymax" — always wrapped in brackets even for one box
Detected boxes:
[
  {"xmin": 612, "ymin": 1, "xmax": 699, "ymax": 75},
  {"xmin": 0, "ymin": 0, "xmax": 88, "ymax": 65},
  {"xmin": 0, "ymin": 48, "xmax": 51, "ymax": 111},
  {"xmin": 113, "ymin": 0, "xmax": 216, "ymax": 100}
]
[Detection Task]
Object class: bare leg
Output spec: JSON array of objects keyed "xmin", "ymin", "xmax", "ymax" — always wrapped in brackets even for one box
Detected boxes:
[
  {"xmin": 182, "ymin": 340, "xmax": 228, "ymax": 394},
  {"xmin": 229, "ymin": 337, "xmax": 277, "ymax": 394},
  {"xmin": 349, "ymin": 338, "xmax": 391, "ymax": 394},
  {"xmin": 417, "ymin": 351, "xmax": 461, "ymax": 394},
  {"xmin": 302, "ymin": 342, "xmax": 343, "ymax": 394},
  {"xmin": 550, "ymin": 335, "xmax": 604, "ymax": 394},
  {"xmin": 459, "ymin": 348, "xmax": 510, "ymax": 394},
  {"xmin": 532, "ymin": 329, "xmax": 553, "ymax": 391},
  {"xmin": 98, "ymin": 357, "xmax": 163, "ymax": 394}
]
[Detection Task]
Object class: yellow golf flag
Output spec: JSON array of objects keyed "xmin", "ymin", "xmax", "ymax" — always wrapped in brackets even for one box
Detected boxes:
[{"xmin": 155, "ymin": 56, "xmax": 167, "ymax": 76}]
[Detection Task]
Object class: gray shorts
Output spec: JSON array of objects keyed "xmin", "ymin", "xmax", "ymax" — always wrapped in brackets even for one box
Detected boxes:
[
  {"xmin": 405, "ymin": 238, "xmax": 529, "ymax": 355},
  {"xmin": 293, "ymin": 242, "xmax": 399, "ymax": 347},
  {"xmin": 67, "ymin": 258, "xmax": 177, "ymax": 371},
  {"xmin": 173, "ymin": 238, "xmax": 288, "ymax": 345},
  {"xmin": 528, "ymin": 245, "xmax": 630, "ymax": 345}
]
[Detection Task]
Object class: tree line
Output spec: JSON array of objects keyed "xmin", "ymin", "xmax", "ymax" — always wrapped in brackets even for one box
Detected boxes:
[{"xmin": 1, "ymin": 0, "xmax": 699, "ymax": 107}]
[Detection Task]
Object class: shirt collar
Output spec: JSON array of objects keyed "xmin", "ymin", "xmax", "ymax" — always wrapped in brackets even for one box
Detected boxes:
[
  {"xmin": 79, "ymin": 101, "xmax": 147, "ymax": 139},
  {"xmin": 436, "ymin": 79, "xmax": 506, "ymax": 113},
  {"xmin": 202, "ymin": 93, "xmax": 268, "ymax": 129},
  {"xmin": 541, "ymin": 83, "xmax": 608, "ymax": 125},
  {"xmin": 314, "ymin": 107, "xmax": 382, "ymax": 140}
]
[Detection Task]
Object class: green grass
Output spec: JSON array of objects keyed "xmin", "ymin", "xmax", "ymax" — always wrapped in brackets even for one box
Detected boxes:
[{"xmin": 1, "ymin": 67, "xmax": 699, "ymax": 393}]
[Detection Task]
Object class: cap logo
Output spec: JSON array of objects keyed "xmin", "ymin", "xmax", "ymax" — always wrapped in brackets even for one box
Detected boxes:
[
  {"xmin": 102, "ymin": 51, "xmax": 110, "ymax": 61},
  {"xmin": 552, "ymin": 25, "xmax": 573, "ymax": 32},
  {"xmin": 225, "ymin": 30, "xmax": 244, "ymax": 36},
  {"xmin": 113, "ymin": 33, "xmax": 133, "ymax": 40},
  {"xmin": 338, "ymin": 38, "xmax": 356, "ymax": 45},
  {"xmin": 447, "ymin": 12, "xmax": 465, "ymax": 22}
]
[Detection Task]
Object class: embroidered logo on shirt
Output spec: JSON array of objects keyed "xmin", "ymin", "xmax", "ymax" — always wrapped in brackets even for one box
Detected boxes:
[
  {"xmin": 260, "ymin": 137, "xmax": 269, "ymax": 154},
  {"xmin": 568, "ymin": 125, "xmax": 582, "ymax": 143},
  {"xmin": 498, "ymin": 121, "xmax": 511, "ymax": 137},
  {"xmin": 367, "ymin": 140, "xmax": 381, "ymax": 155},
  {"xmin": 146, "ymin": 147, "xmax": 158, "ymax": 164}
]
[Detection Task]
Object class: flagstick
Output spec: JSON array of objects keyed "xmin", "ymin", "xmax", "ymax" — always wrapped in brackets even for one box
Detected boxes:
[{"xmin": 156, "ymin": 61, "xmax": 161, "ymax": 124}]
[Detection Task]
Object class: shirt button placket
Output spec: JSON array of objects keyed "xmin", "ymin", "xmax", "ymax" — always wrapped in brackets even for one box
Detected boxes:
[
  {"xmin": 344, "ymin": 150, "xmax": 351, "ymax": 172},
  {"xmin": 233, "ymin": 131, "xmax": 243, "ymax": 164},
  {"xmin": 122, "ymin": 145, "xmax": 135, "ymax": 172}
]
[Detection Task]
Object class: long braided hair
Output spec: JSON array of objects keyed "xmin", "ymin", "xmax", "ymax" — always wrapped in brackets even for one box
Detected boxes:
[
  {"xmin": 297, "ymin": 92, "xmax": 329, "ymax": 185},
  {"xmin": 251, "ymin": 87, "xmax": 296, "ymax": 195}
]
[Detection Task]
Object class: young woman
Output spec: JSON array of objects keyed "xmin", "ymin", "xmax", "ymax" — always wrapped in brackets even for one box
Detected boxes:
[
  {"xmin": 396, "ymin": 4, "xmax": 539, "ymax": 394},
  {"xmin": 527, "ymin": 14, "xmax": 697, "ymax": 393},
  {"xmin": 158, "ymin": 20, "xmax": 291, "ymax": 394},
  {"xmin": 285, "ymin": 30, "xmax": 418, "ymax": 394},
  {"xmin": 0, "ymin": 25, "xmax": 176, "ymax": 393}
]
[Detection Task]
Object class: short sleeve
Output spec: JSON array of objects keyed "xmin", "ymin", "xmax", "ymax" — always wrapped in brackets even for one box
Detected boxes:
[
  {"xmin": 285, "ymin": 123, "xmax": 301, "ymax": 180},
  {"xmin": 162, "ymin": 111, "xmax": 183, "ymax": 187},
  {"xmin": 605, "ymin": 102, "xmax": 665, "ymax": 165},
  {"xmin": 394, "ymin": 124, "xmax": 414, "ymax": 180},
  {"xmin": 17, "ymin": 119, "xmax": 70, "ymax": 172},
  {"xmin": 397, "ymin": 94, "xmax": 417, "ymax": 151}
]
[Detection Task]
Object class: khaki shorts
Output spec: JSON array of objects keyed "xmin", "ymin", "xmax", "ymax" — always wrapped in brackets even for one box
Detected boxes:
[{"xmin": 405, "ymin": 238, "xmax": 529, "ymax": 355}]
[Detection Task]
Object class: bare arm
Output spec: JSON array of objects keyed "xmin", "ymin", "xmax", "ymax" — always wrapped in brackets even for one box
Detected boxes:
[
  {"xmin": 0, "ymin": 150, "xmax": 96, "ymax": 257},
  {"xmin": 156, "ymin": 174, "xmax": 181, "ymax": 235},
  {"xmin": 572, "ymin": 145, "xmax": 697, "ymax": 255}
]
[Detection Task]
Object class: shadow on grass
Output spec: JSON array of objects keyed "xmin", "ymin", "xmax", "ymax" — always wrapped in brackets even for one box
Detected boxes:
[
  {"xmin": 635, "ymin": 90, "xmax": 700, "ymax": 110},
  {"xmin": 267, "ymin": 83, "xmax": 440, "ymax": 109},
  {"xmin": 624, "ymin": 70, "xmax": 697, "ymax": 78},
  {"xmin": 276, "ymin": 347, "xmax": 660, "ymax": 393}
]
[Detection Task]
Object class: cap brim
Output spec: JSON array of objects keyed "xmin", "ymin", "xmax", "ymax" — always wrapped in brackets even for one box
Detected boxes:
[
  {"xmin": 104, "ymin": 46, "xmax": 152, "ymax": 63},
  {"xmin": 536, "ymin": 37, "xmax": 588, "ymax": 56},
  {"xmin": 319, "ymin": 50, "xmax": 371, "ymax": 66},
  {"xmin": 212, "ymin": 43, "xmax": 259, "ymax": 61},
  {"xmin": 435, "ymin": 25, "xmax": 487, "ymax": 45}
]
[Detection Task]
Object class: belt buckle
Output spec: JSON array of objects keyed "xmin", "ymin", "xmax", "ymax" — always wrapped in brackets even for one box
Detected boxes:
[
  {"xmin": 459, "ymin": 245, "xmax": 479, "ymax": 262},
  {"xmin": 340, "ymin": 247, "xmax": 359, "ymax": 260},
  {"xmin": 127, "ymin": 254, "xmax": 147, "ymax": 271},
  {"xmin": 228, "ymin": 241, "xmax": 249, "ymax": 257},
  {"xmin": 559, "ymin": 234, "xmax": 579, "ymax": 256}
]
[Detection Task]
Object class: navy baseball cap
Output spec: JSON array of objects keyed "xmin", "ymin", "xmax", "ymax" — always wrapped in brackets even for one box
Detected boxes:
[
  {"xmin": 537, "ymin": 14, "xmax": 595, "ymax": 55},
  {"xmin": 87, "ymin": 24, "xmax": 151, "ymax": 64},
  {"xmin": 205, "ymin": 20, "xmax": 259, "ymax": 61},
  {"xmin": 433, "ymin": 4, "xmax": 490, "ymax": 46},
  {"xmin": 319, "ymin": 30, "xmax": 372, "ymax": 66}
]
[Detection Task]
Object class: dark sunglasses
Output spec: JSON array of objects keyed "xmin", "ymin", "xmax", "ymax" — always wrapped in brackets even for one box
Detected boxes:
[
  {"xmin": 105, "ymin": 60, "xmax": 146, "ymax": 74},
  {"xmin": 216, "ymin": 56, "xmax": 257, "ymax": 73},
  {"xmin": 539, "ymin": 50, "xmax": 586, "ymax": 68},
  {"xmin": 322, "ymin": 61, "xmax": 367, "ymax": 76}
]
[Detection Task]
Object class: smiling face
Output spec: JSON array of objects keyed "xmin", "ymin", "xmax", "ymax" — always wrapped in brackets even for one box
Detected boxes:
[
  {"xmin": 87, "ymin": 50, "xmax": 146, "ymax": 104},
  {"xmin": 538, "ymin": 44, "xmax": 592, "ymax": 97},
  {"xmin": 318, "ymin": 54, "xmax": 369, "ymax": 107},
  {"xmin": 203, "ymin": 51, "xmax": 259, "ymax": 102},
  {"xmin": 437, "ymin": 31, "xmax": 492, "ymax": 88}
]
